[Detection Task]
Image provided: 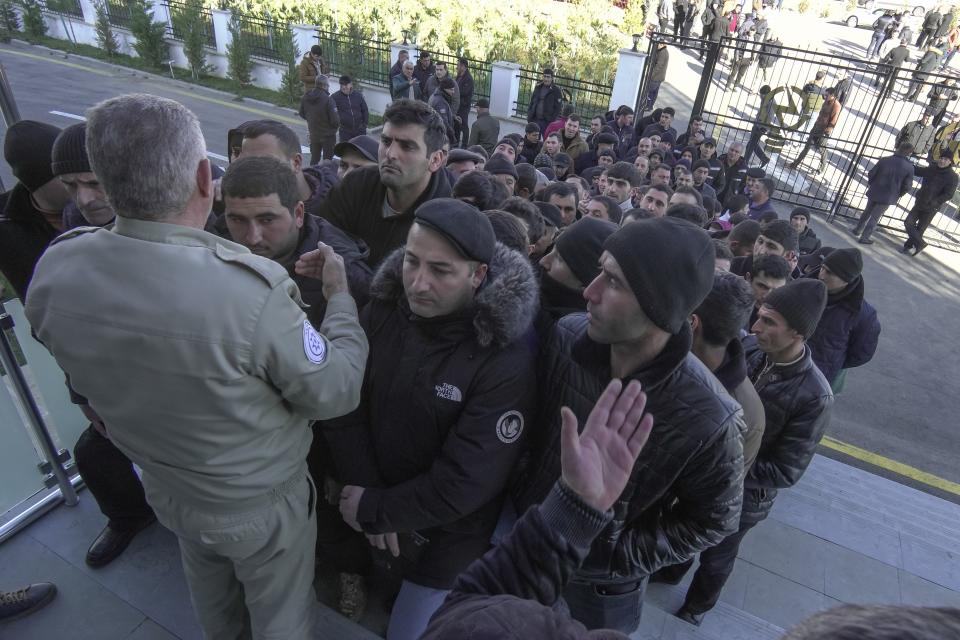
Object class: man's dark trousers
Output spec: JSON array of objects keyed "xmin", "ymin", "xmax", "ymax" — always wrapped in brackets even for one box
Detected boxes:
[
  {"xmin": 903, "ymin": 204, "xmax": 938, "ymax": 249},
  {"xmin": 681, "ymin": 518, "xmax": 757, "ymax": 614},
  {"xmin": 855, "ymin": 199, "xmax": 892, "ymax": 241},
  {"xmin": 456, "ymin": 106, "xmax": 471, "ymax": 148},
  {"xmin": 310, "ymin": 135, "xmax": 336, "ymax": 165},
  {"xmin": 74, "ymin": 425, "xmax": 154, "ymax": 529}
]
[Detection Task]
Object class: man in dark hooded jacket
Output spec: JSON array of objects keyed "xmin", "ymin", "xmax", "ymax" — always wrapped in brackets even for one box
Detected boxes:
[
  {"xmin": 299, "ymin": 75, "xmax": 340, "ymax": 163},
  {"xmin": 514, "ymin": 218, "xmax": 744, "ymax": 633},
  {"xmin": 327, "ymin": 199, "xmax": 539, "ymax": 640},
  {"xmin": 807, "ymin": 248, "xmax": 881, "ymax": 388},
  {"xmin": 901, "ymin": 154, "xmax": 959, "ymax": 255},
  {"xmin": 527, "ymin": 69, "xmax": 565, "ymax": 134}
]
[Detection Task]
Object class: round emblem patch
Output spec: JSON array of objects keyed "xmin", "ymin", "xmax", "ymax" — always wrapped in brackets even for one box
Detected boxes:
[
  {"xmin": 302, "ymin": 320, "xmax": 327, "ymax": 364},
  {"xmin": 496, "ymin": 410, "xmax": 524, "ymax": 444}
]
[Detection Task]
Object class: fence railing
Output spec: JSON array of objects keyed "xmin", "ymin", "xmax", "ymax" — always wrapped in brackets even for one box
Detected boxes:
[
  {"xmin": 42, "ymin": 0, "xmax": 83, "ymax": 19},
  {"xmin": 237, "ymin": 14, "xmax": 286, "ymax": 64},
  {"xmin": 105, "ymin": 0, "xmax": 133, "ymax": 28},
  {"xmin": 315, "ymin": 29, "xmax": 392, "ymax": 88},
  {"xmin": 164, "ymin": 0, "xmax": 216, "ymax": 49},
  {"xmin": 514, "ymin": 67, "xmax": 613, "ymax": 121}
]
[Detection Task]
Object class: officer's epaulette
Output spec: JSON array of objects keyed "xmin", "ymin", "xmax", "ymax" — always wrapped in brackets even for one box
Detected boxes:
[
  {"xmin": 213, "ymin": 242, "xmax": 290, "ymax": 288},
  {"xmin": 48, "ymin": 225, "xmax": 102, "ymax": 247}
]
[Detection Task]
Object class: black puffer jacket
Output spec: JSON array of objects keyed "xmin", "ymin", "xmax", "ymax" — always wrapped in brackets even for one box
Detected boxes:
[
  {"xmin": 322, "ymin": 243, "xmax": 539, "ymax": 589},
  {"xmin": 743, "ymin": 336, "xmax": 834, "ymax": 524},
  {"xmin": 514, "ymin": 316, "xmax": 744, "ymax": 583},
  {"xmin": 913, "ymin": 162, "xmax": 960, "ymax": 210}
]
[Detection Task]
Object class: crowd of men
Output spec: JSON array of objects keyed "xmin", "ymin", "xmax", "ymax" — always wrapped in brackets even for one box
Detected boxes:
[{"xmin": 0, "ymin": 69, "xmax": 903, "ymax": 638}]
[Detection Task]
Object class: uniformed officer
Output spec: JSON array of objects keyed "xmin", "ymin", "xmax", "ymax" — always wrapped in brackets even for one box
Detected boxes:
[{"xmin": 24, "ymin": 94, "xmax": 369, "ymax": 639}]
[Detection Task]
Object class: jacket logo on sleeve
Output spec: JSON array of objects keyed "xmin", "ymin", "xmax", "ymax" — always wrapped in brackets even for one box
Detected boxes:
[
  {"xmin": 496, "ymin": 410, "xmax": 524, "ymax": 444},
  {"xmin": 303, "ymin": 320, "xmax": 327, "ymax": 364},
  {"xmin": 435, "ymin": 383, "xmax": 463, "ymax": 402}
]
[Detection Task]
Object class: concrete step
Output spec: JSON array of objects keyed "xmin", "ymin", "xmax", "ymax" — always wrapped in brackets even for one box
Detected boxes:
[
  {"xmin": 789, "ymin": 456, "xmax": 960, "ymax": 544},
  {"xmin": 639, "ymin": 582, "xmax": 786, "ymax": 640}
]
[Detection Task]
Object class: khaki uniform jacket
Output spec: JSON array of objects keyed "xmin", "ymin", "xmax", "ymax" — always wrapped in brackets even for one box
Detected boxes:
[{"xmin": 25, "ymin": 217, "xmax": 368, "ymax": 512}]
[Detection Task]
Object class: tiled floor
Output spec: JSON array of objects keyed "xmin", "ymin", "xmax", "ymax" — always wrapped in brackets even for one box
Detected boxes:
[{"xmin": 1, "ymin": 453, "xmax": 959, "ymax": 640}]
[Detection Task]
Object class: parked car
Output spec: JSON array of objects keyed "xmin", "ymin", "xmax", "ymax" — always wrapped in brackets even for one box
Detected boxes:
[{"xmin": 843, "ymin": 5, "xmax": 923, "ymax": 28}]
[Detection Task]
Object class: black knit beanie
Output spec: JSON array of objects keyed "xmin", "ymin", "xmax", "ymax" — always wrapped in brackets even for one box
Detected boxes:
[
  {"xmin": 3, "ymin": 120, "xmax": 62, "ymax": 192},
  {"xmin": 51, "ymin": 122, "xmax": 91, "ymax": 177},
  {"xmin": 555, "ymin": 217, "xmax": 619, "ymax": 287},
  {"xmin": 822, "ymin": 247, "xmax": 863, "ymax": 284},
  {"xmin": 603, "ymin": 217, "xmax": 715, "ymax": 334},
  {"xmin": 763, "ymin": 279, "xmax": 828, "ymax": 339}
]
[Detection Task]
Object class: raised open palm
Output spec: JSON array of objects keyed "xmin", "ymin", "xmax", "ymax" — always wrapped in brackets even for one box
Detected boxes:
[{"xmin": 560, "ymin": 379, "xmax": 654, "ymax": 513}]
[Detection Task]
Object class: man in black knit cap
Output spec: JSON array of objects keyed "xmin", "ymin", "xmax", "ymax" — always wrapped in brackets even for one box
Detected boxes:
[
  {"xmin": 514, "ymin": 217, "xmax": 745, "ymax": 633},
  {"xmin": 0, "ymin": 120, "xmax": 70, "ymax": 301},
  {"xmin": 47, "ymin": 122, "xmax": 159, "ymax": 569},
  {"xmin": 536, "ymin": 216, "xmax": 618, "ymax": 331},
  {"xmin": 730, "ymin": 219, "xmax": 799, "ymax": 278},
  {"xmin": 674, "ymin": 278, "xmax": 833, "ymax": 626}
]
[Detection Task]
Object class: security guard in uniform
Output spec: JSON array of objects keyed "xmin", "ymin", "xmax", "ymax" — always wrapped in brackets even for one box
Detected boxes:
[{"xmin": 24, "ymin": 94, "xmax": 368, "ymax": 639}]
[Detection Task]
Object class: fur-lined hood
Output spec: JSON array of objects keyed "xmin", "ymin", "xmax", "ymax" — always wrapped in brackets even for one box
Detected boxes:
[{"xmin": 369, "ymin": 243, "xmax": 539, "ymax": 348}]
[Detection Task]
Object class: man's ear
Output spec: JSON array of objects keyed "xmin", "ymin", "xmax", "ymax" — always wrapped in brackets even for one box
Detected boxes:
[
  {"xmin": 292, "ymin": 153, "xmax": 303, "ymax": 172},
  {"xmin": 745, "ymin": 271, "xmax": 753, "ymax": 282},
  {"xmin": 689, "ymin": 313, "xmax": 701, "ymax": 333},
  {"xmin": 471, "ymin": 262, "xmax": 489, "ymax": 289}
]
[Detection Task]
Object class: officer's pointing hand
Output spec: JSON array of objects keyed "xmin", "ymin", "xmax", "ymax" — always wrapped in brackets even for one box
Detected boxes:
[
  {"xmin": 560, "ymin": 379, "xmax": 654, "ymax": 513},
  {"xmin": 295, "ymin": 242, "xmax": 349, "ymax": 299}
]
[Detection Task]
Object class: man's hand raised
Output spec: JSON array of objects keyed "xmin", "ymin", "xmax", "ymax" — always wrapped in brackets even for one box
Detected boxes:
[
  {"xmin": 560, "ymin": 379, "xmax": 654, "ymax": 513},
  {"xmin": 294, "ymin": 241, "xmax": 348, "ymax": 299}
]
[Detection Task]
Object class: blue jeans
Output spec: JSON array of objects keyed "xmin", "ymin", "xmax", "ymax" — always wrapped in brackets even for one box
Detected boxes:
[
  {"xmin": 866, "ymin": 32, "xmax": 884, "ymax": 58},
  {"xmin": 386, "ymin": 580, "xmax": 451, "ymax": 640},
  {"xmin": 646, "ymin": 81, "xmax": 663, "ymax": 110}
]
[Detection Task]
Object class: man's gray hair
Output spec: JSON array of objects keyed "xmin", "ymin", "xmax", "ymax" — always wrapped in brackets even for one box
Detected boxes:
[
  {"xmin": 402, "ymin": 60, "xmax": 415, "ymax": 69},
  {"xmin": 86, "ymin": 94, "xmax": 206, "ymax": 221},
  {"xmin": 315, "ymin": 74, "xmax": 329, "ymax": 89}
]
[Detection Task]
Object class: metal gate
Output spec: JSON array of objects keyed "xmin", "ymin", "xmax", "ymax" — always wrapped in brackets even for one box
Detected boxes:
[{"xmin": 642, "ymin": 32, "xmax": 960, "ymax": 251}]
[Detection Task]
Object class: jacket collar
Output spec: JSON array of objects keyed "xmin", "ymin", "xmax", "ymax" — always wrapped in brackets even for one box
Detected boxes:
[
  {"xmin": 368, "ymin": 243, "xmax": 539, "ymax": 348},
  {"xmin": 113, "ymin": 215, "xmax": 242, "ymax": 251},
  {"xmin": 571, "ymin": 320, "xmax": 693, "ymax": 392}
]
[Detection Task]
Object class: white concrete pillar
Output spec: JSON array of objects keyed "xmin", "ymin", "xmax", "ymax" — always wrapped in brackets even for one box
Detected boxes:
[
  {"xmin": 291, "ymin": 24, "xmax": 315, "ymax": 59},
  {"xmin": 609, "ymin": 48, "xmax": 648, "ymax": 112},
  {"xmin": 77, "ymin": 0, "xmax": 96, "ymax": 25},
  {"xmin": 490, "ymin": 61, "xmax": 521, "ymax": 120},
  {"xmin": 211, "ymin": 8, "xmax": 231, "ymax": 56}
]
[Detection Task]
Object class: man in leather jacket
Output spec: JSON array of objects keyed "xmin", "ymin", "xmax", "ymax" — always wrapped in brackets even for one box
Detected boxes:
[
  {"xmin": 513, "ymin": 218, "xmax": 744, "ymax": 633},
  {"xmin": 674, "ymin": 278, "xmax": 834, "ymax": 626}
]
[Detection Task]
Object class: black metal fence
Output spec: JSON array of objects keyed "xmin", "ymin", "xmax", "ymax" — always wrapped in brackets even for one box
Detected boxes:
[
  {"xmin": 105, "ymin": 0, "xmax": 133, "ymax": 28},
  {"xmin": 42, "ymin": 0, "xmax": 83, "ymax": 19},
  {"xmin": 237, "ymin": 14, "xmax": 285, "ymax": 64},
  {"xmin": 164, "ymin": 0, "xmax": 216, "ymax": 49},
  {"xmin": 514, "ymin": 67, "xmax": 613, "ymax": 121},
  {"xmin": 316, "ymin": 29, "xmax": 392, "ymax": 88},
  {"xmin": 645, "ymin": 32, "xmax": 960, "ymax": 251}
]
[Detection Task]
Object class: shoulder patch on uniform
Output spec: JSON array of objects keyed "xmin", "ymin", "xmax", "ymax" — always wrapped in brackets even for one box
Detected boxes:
[
  {"xmin": 496, "ymin": 410, "xmax": 524, "ymax": 444},
  {"xmin": 303, "ymin": 320, "xmax": 327, "ymax": 364},
  {"xmin": 214, "ymin": 243, "xmax": 289, "ymax": 288},
  {"xmin": 49, "ymin": 225, "xmax": 101, "ymax": 247}
]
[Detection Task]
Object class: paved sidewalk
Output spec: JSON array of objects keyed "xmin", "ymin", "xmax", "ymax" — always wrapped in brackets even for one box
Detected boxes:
[{"xmin": 1, "ymin": 453, "xmax": 957, "ymax": 639}]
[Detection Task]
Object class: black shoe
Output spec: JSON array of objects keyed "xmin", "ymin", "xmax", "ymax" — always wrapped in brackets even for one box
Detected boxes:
[
  {"xmin": 0, "ymin": 583, "xmax": 57, "ymax": 622},
  {"xmin": 858, "ymin": 238, "xmax": 875, "ymax": 245},
  {"xmin": 676, "ymin": 605, "xmax": 705, "ymax": 626},
  {"xmin": 899, "ymin": 244, "xmax": 911, "ymax": 254},
  {"xmin": 850, "ymin": 226, "xmax": 863, "ymax": 236},
  {"xmin": 85, "ymin": 516, "xmax": 156, "ymax": 568},
  {"xmin": 912, "ymin": 241, "xmax": 927, "ymax": 255}
]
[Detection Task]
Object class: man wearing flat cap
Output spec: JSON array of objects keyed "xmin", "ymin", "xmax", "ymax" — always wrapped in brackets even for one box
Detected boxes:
[
  {"xmin": 514, "ymin": 217, "xmax": 745, "ymax": 632},
  {"xmin": 333, "ymin": 134, "xmax": 378, "ymax": 180},
  {"xmin": 325, "ymin": 198, "xmax": 539, "ymax": 640},
  {"xmin": 671, "ymin": 278, "xmax": 833, "ymax": 627},
  {"xmin": 446, "ymin": 148, "xmax": 484, "ymax": 181}
]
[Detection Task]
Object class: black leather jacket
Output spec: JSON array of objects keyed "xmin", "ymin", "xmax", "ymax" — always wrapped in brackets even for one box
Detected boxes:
[
  {"xmin": 514, "ymin": 316, "xmax": 744, "ymax": 583},
  {"xmin": 742, "ymin": 336, "xmax": 834, "ymax": 524}
]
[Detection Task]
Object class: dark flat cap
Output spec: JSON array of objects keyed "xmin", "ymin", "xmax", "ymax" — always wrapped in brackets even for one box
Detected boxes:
[
  {"xmin": 415, "ymin": 198, "xmax": 495, "ymax": 264},
  {"xmin": 746, "ymin": 167, "xmax": 766, "ymax": 178},
  {"xmin": 535, "ymin": 201, "xmax": 564, "ymax": 228},
  {"xmin": 447, "ymin": 148, "xmax": 484, "ymax": 165},
  {"xmin": 596, "ymin": 132, "xmax": 619, "ymax": 146},
  {"xmin": 553, "ymin": 152, "xmax": 572, "ymax": 167},
  {"xmin": 334, "ymin": 135, "xmax": 378, "ymax": 163}
]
